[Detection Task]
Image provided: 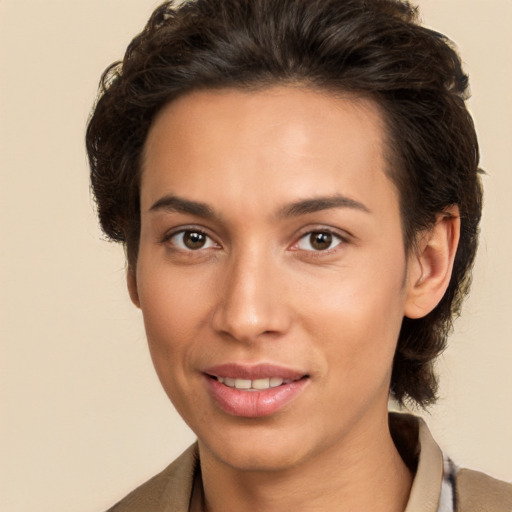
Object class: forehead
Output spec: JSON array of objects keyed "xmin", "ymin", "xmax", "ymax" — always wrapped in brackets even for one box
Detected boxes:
[{"xmin": 141, "ymin": 86, "xmax": 399, "ymax": 221}]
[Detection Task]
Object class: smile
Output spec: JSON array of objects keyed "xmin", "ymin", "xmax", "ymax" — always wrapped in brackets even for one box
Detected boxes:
[
  {"xmin": 216, "ymin": 376, "xmax": 294, "ymax": 390},
  {"xmin": 203, "ymin": 364, "xmax": 310, "ymax": 417}
]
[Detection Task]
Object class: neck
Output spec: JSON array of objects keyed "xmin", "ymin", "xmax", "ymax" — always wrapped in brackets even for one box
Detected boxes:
[{"xmin": 198, "ymin": 409, "xmax": 413, "ymax": 512}]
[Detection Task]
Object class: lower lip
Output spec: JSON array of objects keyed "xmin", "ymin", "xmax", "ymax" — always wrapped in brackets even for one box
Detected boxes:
[{"xmin": 205, "ymin": 376, "xmax": 309, "ymax": 418}]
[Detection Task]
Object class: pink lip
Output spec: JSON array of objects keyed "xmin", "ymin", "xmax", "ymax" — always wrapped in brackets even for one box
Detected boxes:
[
  {"xmin": 204, "ymin": 363, "xmax": 306, "ymax": 381},
  {"xmin": 203, "ymin": 363, "xmax": 309, "ymax": 418}
]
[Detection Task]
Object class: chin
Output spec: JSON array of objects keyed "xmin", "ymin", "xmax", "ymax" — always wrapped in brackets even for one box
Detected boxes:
[
  {"xmin": 196, "ymin": 417, "xmax": 322, "ymax": 473},
  {"xmin": 203, "ymin": 440, "xmax": 308, "ymax": 473}
]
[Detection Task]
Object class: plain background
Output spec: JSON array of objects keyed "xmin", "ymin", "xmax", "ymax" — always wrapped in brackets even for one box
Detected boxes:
[{"xmin": 0, "ymin": 1, "xmax": 511, "ymax": 511}]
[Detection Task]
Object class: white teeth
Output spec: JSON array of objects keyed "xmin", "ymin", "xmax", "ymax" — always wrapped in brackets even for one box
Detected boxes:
[
  {"xmin": 252, "ymin": 378, "xmax": 270, "ymax": 390},
  {"xmin": 217, "ymin": 376, "xmax": 292, "ymax": 390},
  {"xmin": 234, "ymin": 379, "xmax": 252, "ymax": 389},
  {"xmin": 269, "ymin": 377, "xmax": 284, "ymax": 387}
]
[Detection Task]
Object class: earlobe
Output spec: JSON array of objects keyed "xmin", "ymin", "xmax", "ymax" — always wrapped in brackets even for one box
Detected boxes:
[
  {"xmin": 127, "ymin": 267, "xmax": 141, "ymax": 308},
  {"xmin": 404, "ymin": 206, "xmax": 460, "ymax": 319}
]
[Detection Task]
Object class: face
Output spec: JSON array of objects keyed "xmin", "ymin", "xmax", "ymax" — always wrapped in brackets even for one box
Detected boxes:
[{"xmin": 133, "ymin": 86, "xmax": 416, "ymax": 472}]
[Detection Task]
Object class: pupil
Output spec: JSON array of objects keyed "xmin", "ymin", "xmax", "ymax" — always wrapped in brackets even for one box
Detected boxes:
[
  {"xmin": 184, "ymin": 231, "xmax": 205, "ymax": 249},
  {"xmin": 311, "ymin": 232, "xmax": 332, "ymax": 250}
]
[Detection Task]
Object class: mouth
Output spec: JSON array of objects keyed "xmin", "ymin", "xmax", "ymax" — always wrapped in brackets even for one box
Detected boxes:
[
  {"xmin": 208, "ymin": 375, "xmax": 308, "ymax": 391},
  {"xmin": 203, "ymin": 363, "xmax": 310, "ymax": 417}
]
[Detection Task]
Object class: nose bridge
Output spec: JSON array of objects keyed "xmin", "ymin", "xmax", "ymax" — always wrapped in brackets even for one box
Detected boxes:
[{"xmin": 212, "ymin": 243, "xmax": 289, "ymax": 341}]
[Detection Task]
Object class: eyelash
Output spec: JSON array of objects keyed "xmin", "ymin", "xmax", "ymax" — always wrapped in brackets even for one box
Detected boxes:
[
  {"xmin": 161, "ymin": 227, "xmax": 348, "ymax": 255},
  {"xmin": 292, "ymin": 229, "xmax": 346, "ymax": 254},
  {"xmin": 162, "ymin": 227, "xmax": 219, "ymax": 252}
]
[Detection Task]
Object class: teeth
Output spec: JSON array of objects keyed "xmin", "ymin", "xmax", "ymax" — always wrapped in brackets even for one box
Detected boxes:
[
  {"xmin": 252, "ymin": 378, "xmax": 270, "ymax": 390},
  {"xmin": 270, "ymin": 377, "xmax": 284, "ymax": 387},
  {"xmin": 217, "ymin": 376, "xmax": 292, "ymax": 390},
  {"xmin": 235, "ymin": 379, "xmax": 252, "ymax": 389}
]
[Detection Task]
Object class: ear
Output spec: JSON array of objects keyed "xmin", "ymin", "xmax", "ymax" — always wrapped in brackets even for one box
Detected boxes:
[
  {"xmin": 404, "ymin": 206, "xmax": 460, "ymax": 319},
  {"xmin": 127, "ymin": 266, "xmax": 141, "ymax": 308}
]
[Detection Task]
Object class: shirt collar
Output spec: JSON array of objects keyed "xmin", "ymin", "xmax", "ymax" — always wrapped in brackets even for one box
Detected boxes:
[{"xmin": 390, "ymin": 412, "xmax": 444, "ymax": 512}]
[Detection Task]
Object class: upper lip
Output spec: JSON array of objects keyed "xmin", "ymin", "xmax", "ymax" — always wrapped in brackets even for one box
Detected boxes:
[{"xmin": 203, "ymin": 363, "xmax": 308, "ymax": 381}]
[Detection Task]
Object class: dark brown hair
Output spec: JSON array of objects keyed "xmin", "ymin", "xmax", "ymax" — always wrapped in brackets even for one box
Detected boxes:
[{"xmin": 86, "ymin": 0, "xmax": 483, "ymax": 406}]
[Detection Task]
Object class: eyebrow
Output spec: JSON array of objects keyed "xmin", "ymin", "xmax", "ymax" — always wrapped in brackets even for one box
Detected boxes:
[
  {"xmin": 278, "ymin": 195, "xmax": 371, "ymax": 218},
  {"xmin": 149, "ymin": 195, "xmax": 216, "ymax": 218},
  {"xmin": 148, "ymin": 193, "xmax": 371, "ymax": 220}
]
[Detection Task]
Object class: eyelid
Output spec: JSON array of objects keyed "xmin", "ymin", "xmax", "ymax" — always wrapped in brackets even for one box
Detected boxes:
[
  {"xmin": 161, "ymin": 225, "xmax": 220, "ymax": 250},
  {"xmin": 289, "ymin": 226, "xmax": 351, "ymax": 253},
  {"xmin": 159, "ymin": 224, "xmax": 351, "ymax": 253}
]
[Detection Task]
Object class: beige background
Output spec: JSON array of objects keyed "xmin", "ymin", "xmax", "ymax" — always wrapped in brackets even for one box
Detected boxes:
[{"xmin": 0, "ymin": 1, "xmax": 510, "ymax": 511}]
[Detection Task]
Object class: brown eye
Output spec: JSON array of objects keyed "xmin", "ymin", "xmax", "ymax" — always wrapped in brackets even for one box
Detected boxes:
[
  {"xmin": 183, "ymin": 231, "xmax": 207, "ymax": 249},
  {"xmin": 295, "ymin": 230, "xmax": 343, "ymax": 252},
  {"xmin": 169, "ymin": 230, "xmax": 217, "ymax": 251},
  {"xmin": 309, "ymin": 232, "xmax": 332, "ymax": 250}
]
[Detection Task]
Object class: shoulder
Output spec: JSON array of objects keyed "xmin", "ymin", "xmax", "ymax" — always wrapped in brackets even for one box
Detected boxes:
[
  {"xmin": 106, "ymin": 444, "xmax": 199, "ymax": 512},
  {"xmin": 455, "ymin": 467, "xmax": 512, "ymax": 512}
]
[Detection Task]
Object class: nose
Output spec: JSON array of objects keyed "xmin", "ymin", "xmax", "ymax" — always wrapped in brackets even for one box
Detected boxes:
[{"xmin": 211, "ymin": 250, "xmax": 291, "ymax": 343}]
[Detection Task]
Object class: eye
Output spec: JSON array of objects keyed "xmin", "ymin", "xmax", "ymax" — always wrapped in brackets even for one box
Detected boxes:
[
  {"xmin": 168, "ymin": 230, "xmax": 218, "ymax": 251},
  {"xmin": 295, "ymin": 231, "xmax": 344, "ymax": 252}
]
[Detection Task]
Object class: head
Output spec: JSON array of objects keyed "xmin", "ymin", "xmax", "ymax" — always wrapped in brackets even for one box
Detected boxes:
[{"xmin": 86, "ymin": 0, "xmax": 482, "ymax": 408}]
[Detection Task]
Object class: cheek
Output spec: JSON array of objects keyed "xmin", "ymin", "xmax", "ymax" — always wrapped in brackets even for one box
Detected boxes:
[
  {"xmin": 135, "ymin": 265, "xmax": 207, "ymax": 384},
  {"xmin": 306, "ymin": 292, "xmax": 403, "ymax": 422},
  {"xmin": 137, "ymin": 256, "xmax": 212, "ymax": 342},
  {"xmin": 136, "ymin": 274, "xmax": 208, "ymax": 418},
  {"xmin": 300, "ymin": 258, "xmax": 406, "ymax": 375}
]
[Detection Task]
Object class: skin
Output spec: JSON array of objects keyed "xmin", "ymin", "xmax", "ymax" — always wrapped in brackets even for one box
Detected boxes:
[{"xmin": 128, "ymin": 86, "xmax": 459, "ymax": 512}]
